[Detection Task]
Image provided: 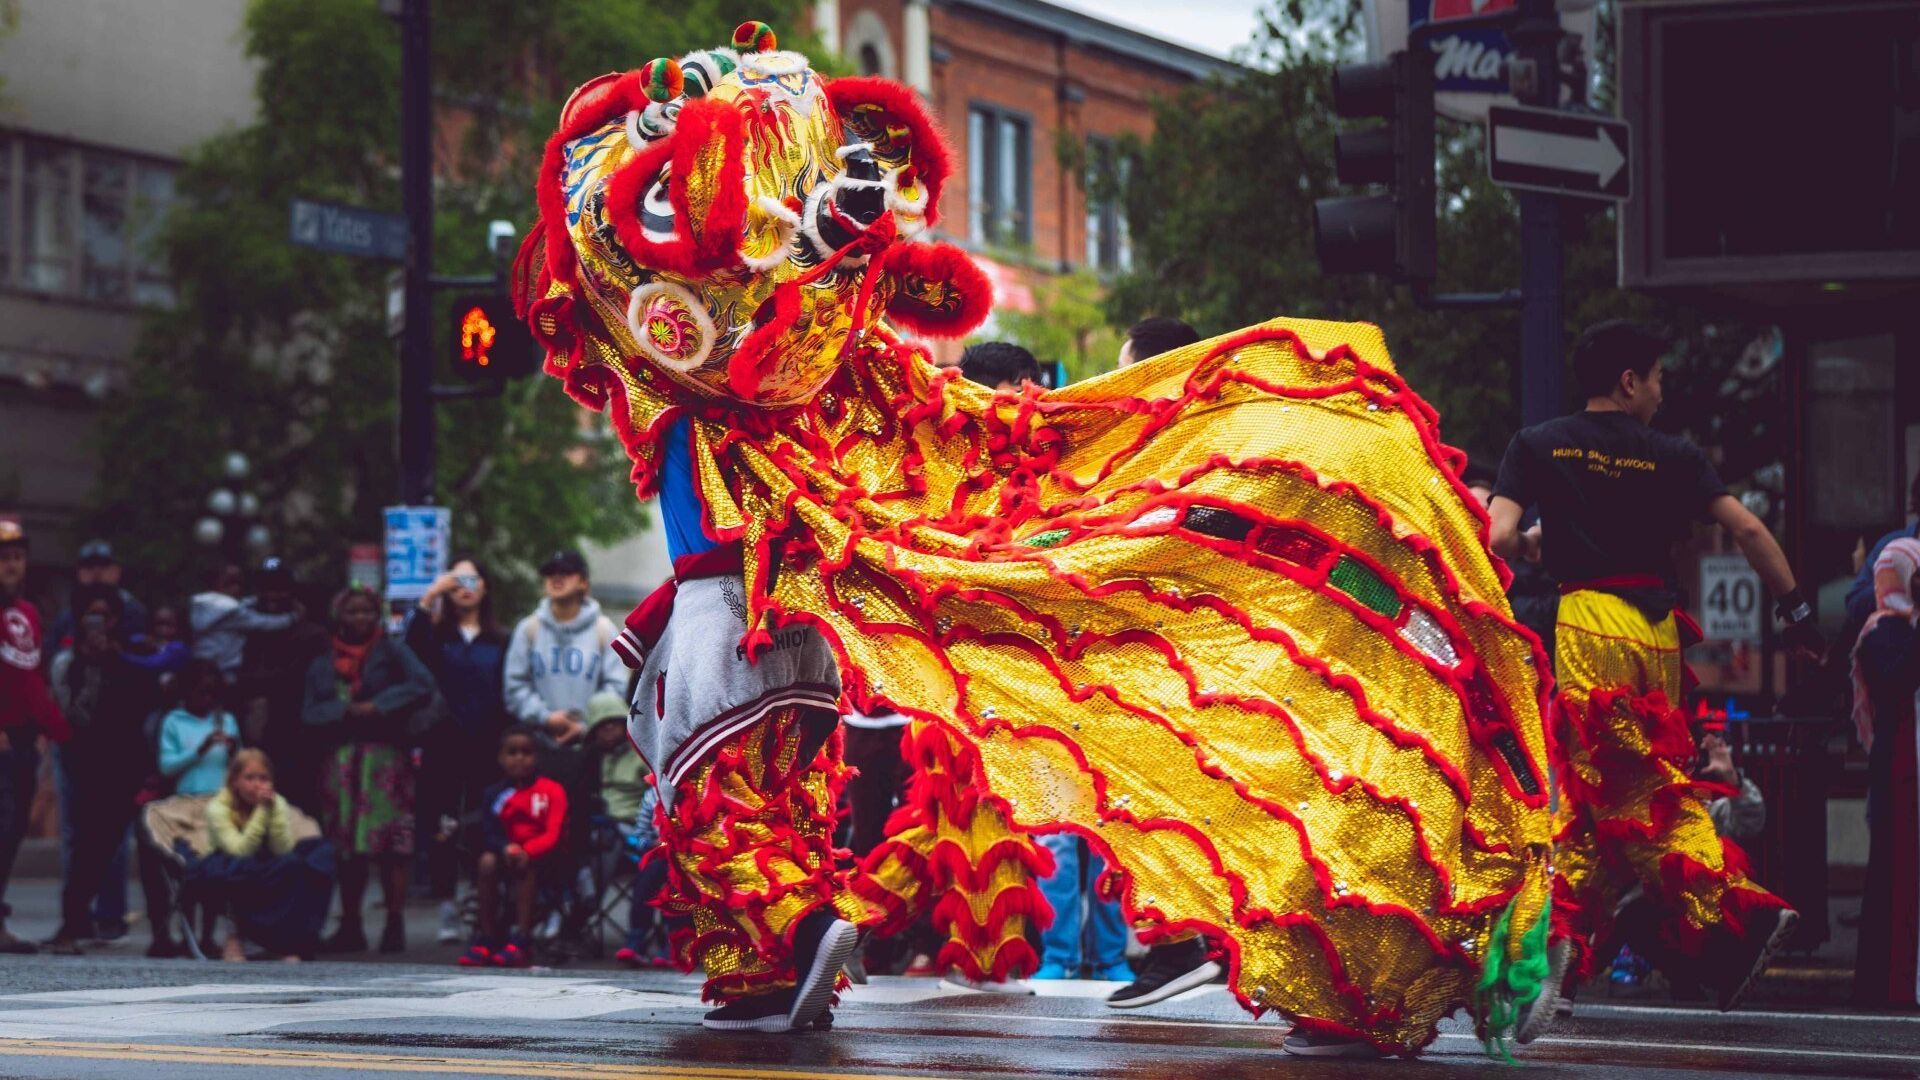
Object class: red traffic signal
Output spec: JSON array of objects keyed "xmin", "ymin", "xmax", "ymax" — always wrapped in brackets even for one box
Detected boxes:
[{"xmin": 450, "ymin": 294, "xmax": 535, "ymax": 380}]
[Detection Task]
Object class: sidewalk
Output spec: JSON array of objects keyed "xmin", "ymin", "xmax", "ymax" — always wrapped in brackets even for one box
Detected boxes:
[{"xmin": 2, "ymin": 842, "xmax": 634, "ymax": 969}]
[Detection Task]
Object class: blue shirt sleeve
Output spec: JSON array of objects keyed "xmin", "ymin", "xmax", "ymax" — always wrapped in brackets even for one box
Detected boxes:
[{"xmin": 658, "ymin": 415, "xmax": 720, "ymax": 564}]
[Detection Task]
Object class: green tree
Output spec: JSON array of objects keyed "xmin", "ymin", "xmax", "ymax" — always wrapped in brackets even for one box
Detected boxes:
[
  {"xmin": 990, "ymin": 271, "xmax": 1123, "ymax": 384},
  {"xmin": 91, "ymin": 0, "xmax": 816, "ymax": 605}
]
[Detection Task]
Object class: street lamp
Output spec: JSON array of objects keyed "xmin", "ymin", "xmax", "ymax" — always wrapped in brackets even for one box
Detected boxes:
[{"xmin": 195, "ymin": 450, "xmax": 270, "ymax": 561}]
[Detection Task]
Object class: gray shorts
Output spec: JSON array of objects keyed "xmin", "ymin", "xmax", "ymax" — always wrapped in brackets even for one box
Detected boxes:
[{"xmin": 626, "ymin": 574, "xmax": 840, "ymax": 811}]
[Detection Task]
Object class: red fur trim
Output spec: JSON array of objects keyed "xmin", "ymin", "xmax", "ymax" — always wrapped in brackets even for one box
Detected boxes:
[
  {"xmin": 726, "ymin": 282, "xmax": 803, "ymax": 399},
  {"xmin": 604, "ymin": 99, "xmax": 749, "ymax": 279},
  {"xmin": 879, "ymin": 242, "xmax": 991, "ymax": 339},
  {"xmin": 825, "ymin": 76, "xmax": 953, "ymax": 225},
  {"xmin": 938, "ymin": 936, "xmax": 1040, "ymax": 983}
]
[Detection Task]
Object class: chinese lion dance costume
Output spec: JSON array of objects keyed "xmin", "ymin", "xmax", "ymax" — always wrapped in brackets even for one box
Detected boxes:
[{"xmin": 517, "ymin": 22, "xmax": 1556, "ymax": 1053}]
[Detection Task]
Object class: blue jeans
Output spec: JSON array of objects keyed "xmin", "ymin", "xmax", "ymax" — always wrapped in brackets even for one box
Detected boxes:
[
  {"xmin": 55, "ymin": 747, "xmax": 129, "ymax": 924},
  {"xmin": 1037, "ymin": 833, "xmax": 1126, "ymax": 972}
]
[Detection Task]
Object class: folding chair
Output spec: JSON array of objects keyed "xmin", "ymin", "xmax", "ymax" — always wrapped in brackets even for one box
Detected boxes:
[{"xmin": 141, "ymin": 793, "xmax": 322, "ymax": 960}]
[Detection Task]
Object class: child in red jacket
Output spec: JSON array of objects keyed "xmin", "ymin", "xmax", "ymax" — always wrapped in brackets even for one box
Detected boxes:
[{"xmin": 460, "ymin": 726, "xmax": 568, "ymax": 968}]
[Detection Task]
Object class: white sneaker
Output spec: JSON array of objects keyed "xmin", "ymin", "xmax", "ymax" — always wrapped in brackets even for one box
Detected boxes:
[
  {"xmin": 941, "ymin": 971, "xmax": 1036, "ymax": 995},
  {"xmin": 435, "ymin": 900, "xmax": 462, "ymax": 945},
  {"xmin": 1515, "ymin": 938, "xmax": 1573, "ymax": 1044}
]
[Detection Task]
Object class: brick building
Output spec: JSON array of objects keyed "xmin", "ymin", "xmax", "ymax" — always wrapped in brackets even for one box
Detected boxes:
[{"xmin": 809, "ymin": 0, "xmax": 1238, "ymax": 324}]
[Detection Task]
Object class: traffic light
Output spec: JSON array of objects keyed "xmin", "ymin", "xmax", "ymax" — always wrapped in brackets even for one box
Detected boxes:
[
  {"xmin": 1313, "ymin": 49, "xmax": 1436, "ymax": 282},
  {"xmin": 449, "ymin": 294, "xmax": 536, "ymax": 380}
]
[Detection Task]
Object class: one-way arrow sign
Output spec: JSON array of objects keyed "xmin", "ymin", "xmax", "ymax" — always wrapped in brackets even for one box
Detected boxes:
[{"xmin": 1486, "ymin": 105, "xmax": 1632, "ymax": 201}]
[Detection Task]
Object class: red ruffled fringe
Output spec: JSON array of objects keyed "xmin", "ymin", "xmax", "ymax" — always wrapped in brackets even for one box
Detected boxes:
[{"xmin": 852, "ymin": 722, "xmax": 1054, "ymax": 981}]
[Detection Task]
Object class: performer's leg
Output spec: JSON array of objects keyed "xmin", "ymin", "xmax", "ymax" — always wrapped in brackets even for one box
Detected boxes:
[
  {"xmin": 854, "ymin": 720, "xmax": 1052, "ymax": 985},
  {"xmin": 657, "ymin": 707, "xmax": 867, "ymax": 1007},
  {"xmin": 1554, "ymin": 592, "xmax": 1792, "ymax": 1005}
]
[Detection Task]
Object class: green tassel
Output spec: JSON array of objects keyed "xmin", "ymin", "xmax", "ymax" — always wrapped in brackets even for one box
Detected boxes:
[{"xmin": 1470, "ymin": 890, "xmax": 1552, "ymax": 1064}]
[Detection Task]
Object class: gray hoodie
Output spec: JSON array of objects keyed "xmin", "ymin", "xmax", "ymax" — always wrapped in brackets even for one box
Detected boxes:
[{"xmin": 503, "ymin": 597, "xmax": 625, "ymax": 725}]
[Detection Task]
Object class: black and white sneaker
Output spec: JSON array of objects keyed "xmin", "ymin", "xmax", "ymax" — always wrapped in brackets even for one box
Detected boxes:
[
  {"xmin": 1281, "ymin": 1029, "xmax": 1384, "ymax": 1058},
  {"xmin": 1515, "ymin": 937, "xmax": 1572, "ymax": 1044},
  {"xmin": 1716, "ymin": 907, "xmax": 1798, "ymax": 1012},
  {"xmin": 1104, "ymin": 939, "xmax": 1221, "ymax": 1009},
  {"xmin": 702, "ymin": 989, "xmax": 797, "ymax": 1032},
  {"xmin": 788, "ymin": 908, "xmax": 860, "ymax": 1031}
]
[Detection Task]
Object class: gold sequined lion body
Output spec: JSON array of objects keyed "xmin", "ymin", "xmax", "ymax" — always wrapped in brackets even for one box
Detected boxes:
[{"xmin": 518, "ymin": 24, "xmax": 1554, "ymax": 1053}]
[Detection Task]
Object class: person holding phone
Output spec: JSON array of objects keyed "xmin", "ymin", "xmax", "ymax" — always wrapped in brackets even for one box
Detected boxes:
[{"xmin": 158, "ymin": 659, "xmax": 243, "ymax": 797}]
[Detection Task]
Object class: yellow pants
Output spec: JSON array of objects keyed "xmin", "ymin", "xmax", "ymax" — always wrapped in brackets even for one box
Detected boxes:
[
  {"xmin": 855, "ymin": 719, "xmax": 1052, "ymax": 981},
  {"xmin": 657, "ymin": 708, "xmax": 870, "ymax": 1002},
  {"xmin": 1551, "ymin": 590, "xmax": 1787, "ymax": 976}
]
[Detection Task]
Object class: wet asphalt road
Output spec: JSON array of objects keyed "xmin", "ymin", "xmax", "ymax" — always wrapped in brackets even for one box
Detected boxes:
[{"xmin": 0, "ymin": 955, "xmax": 1915, "ymax": 1079}]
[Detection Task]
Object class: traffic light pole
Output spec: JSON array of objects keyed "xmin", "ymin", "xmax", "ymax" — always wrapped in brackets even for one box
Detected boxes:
[
  {"xmin": 397, "ymin": 0, "xmax": 435, "ymax": 506},
  {"xmin": 1510, "ymin": 0, "xmax": 1565, "ymax": 427}
]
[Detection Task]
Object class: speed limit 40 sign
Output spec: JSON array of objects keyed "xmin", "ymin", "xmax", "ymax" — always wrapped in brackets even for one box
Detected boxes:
[{"xmin": 1698, "ymin": 553, "xmax": 1762, "ymax": 643}]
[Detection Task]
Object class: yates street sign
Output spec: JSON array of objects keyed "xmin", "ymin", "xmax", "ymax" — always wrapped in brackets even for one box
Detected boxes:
[
  {"xmin": 1486, "ymin": 105, "xmax": 1631, "ymax": 200},
  {"xmin": 289, "ymin": 198, "xmax": 409, "ymax": 261}
]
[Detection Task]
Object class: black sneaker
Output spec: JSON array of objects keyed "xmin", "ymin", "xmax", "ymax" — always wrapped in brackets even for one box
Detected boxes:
[
  {"xmin": 702, "ymin": 989, "xmax": 797, "ymax": 1032},
  {"xmin": 379, "ymin": 919, "xmax": 407, "ymax": 954},
  {"xmin": 93, "ymin": 917, "xmax": 130, "ymax": 943},
  {"xmin": 787, "ymin": 908, "xmax": 860, "ymax": 1031},
  {"xmin": 1715, "ymin": 907, "xmax": 1798, "ymax": 1012},
  {"xmin": 1281, "ymin": 1029, "xmax": 1384, "ymax": 1058},
  {"xmin": 1104, "ymin": 939, "xmax": 1221, "ymax": 1009}
]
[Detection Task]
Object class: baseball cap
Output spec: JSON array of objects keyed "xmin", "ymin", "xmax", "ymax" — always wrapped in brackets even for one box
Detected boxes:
[
  {"xmin": 0, "ymin": 519, "xmax": 25, "ymax": 549},
  {"xmin": 538, "ymin": 549, "xmax": 589, "ymax": 578},
  {"xmin": 76, "ymin": 539, "xmax": 116, "ymax": 566},
  {"xmin": 584, "ymin": 690, "xmax": 628, "ymax": 729}
]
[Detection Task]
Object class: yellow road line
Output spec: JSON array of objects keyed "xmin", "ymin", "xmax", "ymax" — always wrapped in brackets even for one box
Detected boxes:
[{"xmin": 0, "ymin": 1039, "xmax": 939, "ymax": 1080}]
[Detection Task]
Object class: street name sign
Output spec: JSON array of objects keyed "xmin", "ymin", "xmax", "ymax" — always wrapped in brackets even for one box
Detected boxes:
[
  {"xmin": 1486, "ymin": 104, "xmax": 1631, "ymax": 200},
  {"xmin": 289, "ymin": 198, "xmax": 408, "ymax": 261}
]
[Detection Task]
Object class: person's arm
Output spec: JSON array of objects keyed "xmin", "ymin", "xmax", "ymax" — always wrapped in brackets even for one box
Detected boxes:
[
  {"xmin": 522, "ymin": 779, "xmax": 568, "ymax": 859},
  {"xmin": 301, "ymin": 656, "xmax": 348, "ymax": 730},
  {"xmin": 594, "ymin": 619, "xmax": 626, "ymax": 698},
  {"xmin": 227, "ymin": 602, "xmax": 298, "ymax": 634},
  {"xmin": 208, "ymin": 791, "xmax": 248, "ymax": 855},
  {"xmin": 1709, "ymin": 495, "xmax": 1797, "ymax": 597},
  {"xmin": 480, "ymin": 785, "xmax": 509, "ymax": 854},
  {"xmin": 266, "ymin": 794, "xmax": 296, "ymax": 855},
  {"xmin": 402, "ymin": 606, "xmax": 439, "ymax": 665},
  {"xmin": 1487, "ymin": 497, "xmax": 1537, "ymax": 562},
  {"xmin": 366, "ymin": 640, "xmax": 435, "ymax": 718},
  {"xmin": 502, "ymin": 621, "xmax": 549, "ymax": 724},
  {"xmin": 157, "ymin": 715, "xmax": 198, "ymax": 778}
]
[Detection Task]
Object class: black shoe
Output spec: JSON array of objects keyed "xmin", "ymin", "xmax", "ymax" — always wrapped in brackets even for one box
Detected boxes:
[
  {"xmin": 702, "ymin": 989, "xmax": 797, "ymax": 1032},
  {"xmin": 319, "ymin": 926, "xmax": 369, "ymax": 954},
  {"xmin": 1515, "ymin": 937, "xmax": 1572, "ymax": 1044},
  {"xmin": 0, "ymin": 928, "xmax": 37, "ymax": 955},
  {"xmin": 787, "ymin": 908, "xmax": 859, "ymax": 1031},
  {"xmin": 379, "ymin": 920, "xmax": 407, "ymax": 954},
  {"xmin": 93, "ymin": 917, "xmax": 130, "ymax": 943},
  {"xmin": 1105, "ymin": 939, "xmax": 1221, "ymax": 1009},
  {"xmin": 43, "ymin": 935, "xmax": 84, "ymax": 957},
  {"xmin": 1714, "ymin": 907, "xmax": 1798, "ymax": 1012},
  {"xmin": 145, "ymin": 937, "xmax": 182, "ymax": 959}
]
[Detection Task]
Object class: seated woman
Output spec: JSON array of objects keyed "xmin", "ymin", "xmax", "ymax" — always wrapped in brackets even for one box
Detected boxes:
[{"xmin": 198, "ymin": 749, "xmax": 334, "ymax": 961}]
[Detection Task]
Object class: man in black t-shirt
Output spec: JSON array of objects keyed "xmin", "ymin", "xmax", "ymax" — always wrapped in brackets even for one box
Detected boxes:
[{"xmin": 1487, "ymin": 322, "xmax": 1820, "ymax": 1033}]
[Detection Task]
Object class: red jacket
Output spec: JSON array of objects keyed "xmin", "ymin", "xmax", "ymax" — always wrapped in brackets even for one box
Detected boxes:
[
  {"xmin": 482, "ymin": 776, "xmax": 568, "ymax": 859},
  {"xmin": 1, "ymin": 595, "xmax": 68, "ymax": 741}
]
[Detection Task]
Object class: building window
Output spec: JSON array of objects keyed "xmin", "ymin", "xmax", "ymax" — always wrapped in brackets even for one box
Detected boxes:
[
  {"xmin": 1, "ymin": 131, "xmax": 177, "ymax": 305},
  {"xmin": 968, "ymin": 105, "xmax": 1030, "ymax": 248},
  {"xmin": 1084, "ymin": 137, "xmax": 1131, "ymax": 273}
]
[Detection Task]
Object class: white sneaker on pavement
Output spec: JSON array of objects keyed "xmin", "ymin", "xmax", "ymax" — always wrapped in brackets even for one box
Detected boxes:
[{"xmin": 941, "ymin": 971, "xmax": 1036, "ymax": 995}]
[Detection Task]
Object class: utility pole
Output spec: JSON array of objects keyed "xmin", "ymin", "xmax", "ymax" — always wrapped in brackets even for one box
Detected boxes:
[
  {"xmin": 1510, "ymin": 0, "xmax": 1564, "ymax": 428},
  {"xmin": 396, "ymin": 0, "xmax": 435, "ymax": 505}
]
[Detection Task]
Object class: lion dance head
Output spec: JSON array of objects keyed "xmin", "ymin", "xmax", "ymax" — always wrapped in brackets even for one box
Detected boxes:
[{"xmin": 515, "ymin": 21, "xmax": 991, "ymax": 410}]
